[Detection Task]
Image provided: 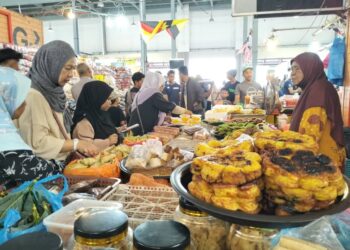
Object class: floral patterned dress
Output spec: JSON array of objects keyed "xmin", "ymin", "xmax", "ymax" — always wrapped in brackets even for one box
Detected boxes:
[{"xmin": 298, "ymin": 107, "xmax": 346, "ymax": 171}]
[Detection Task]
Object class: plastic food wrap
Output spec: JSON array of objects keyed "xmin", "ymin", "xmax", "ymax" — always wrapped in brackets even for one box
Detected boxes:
[
  {"xmin": 145, "ymin": 139, "xmax": 163, "ymax": 157},
  {"xmin": 271, "ymin": 212, "xmax": 349, "ymax": 250},
  {"xmin": 193, "ymin": 129, "xmax": 210, "ymax": 140},
  {"xmin": 125, "ymin": 145, "xmax": 150, "ymax": 169}
]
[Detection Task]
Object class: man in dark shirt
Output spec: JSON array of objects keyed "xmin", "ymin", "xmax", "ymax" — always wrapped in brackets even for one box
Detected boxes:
[
  {"xmin": 163, "ymin": 70, "xmax": 181, "ymax": 105},
  {"xmin": 125, "ymin": 72, "xmax": 145, "ymax": 121},
  {"xmin": 281, "ymin": 79, "xmax": 302, "ymax": 96},
  {"xmin": 223, "ymin": 69, "xmax": 240, "ymax": 103},
  {"xmin": 179, "ymin": 66, "xmax": 205, "ymax": 114}
]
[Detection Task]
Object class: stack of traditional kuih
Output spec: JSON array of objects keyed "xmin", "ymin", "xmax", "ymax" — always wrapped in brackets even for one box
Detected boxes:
[
  {"xmin": 254, "ymin": 130, "xmax": 345, "ymax": 215},
  {"xmin": 189, "ymin": 141, "xmax": 264, "ymax": 214}
]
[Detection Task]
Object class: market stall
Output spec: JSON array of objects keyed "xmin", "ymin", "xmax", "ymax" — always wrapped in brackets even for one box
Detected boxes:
[{"xmin": 1, "ymin": 109, "xmax": 349, "ymax": 250}]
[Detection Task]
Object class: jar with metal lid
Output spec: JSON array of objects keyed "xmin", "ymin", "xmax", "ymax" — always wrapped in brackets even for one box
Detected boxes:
[
  {"xmin": 173, "ymin": 197, "xmax": 229, "ymax": 250},
  {"xmin": 226, "ymin": 224, "xmax": 278, "ymax": 250},
  {"xmin": 0, "ymin": 231, "xmax": 63, "ymax": 250},
  {"xmin": 133, "ymin": 220, "xmax": 192, "ymax": 250},
  {"xmin": 68, "ymin": 209, "xmax": 132, "ymax": 250}
]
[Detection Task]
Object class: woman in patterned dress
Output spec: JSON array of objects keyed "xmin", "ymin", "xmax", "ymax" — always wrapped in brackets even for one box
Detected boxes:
[
  {"xmin": 290, "ymin": 52, "xmax": 345, "ymax": 171},
  {"xmin": 0, "ymin": 67, "xmax": 63, "ymax": 184}
]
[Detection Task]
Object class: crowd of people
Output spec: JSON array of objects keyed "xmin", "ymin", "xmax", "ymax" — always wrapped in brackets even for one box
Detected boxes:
[{"xmin": 0, "ymin": 39, "xmax": 346, "ymax": 184}]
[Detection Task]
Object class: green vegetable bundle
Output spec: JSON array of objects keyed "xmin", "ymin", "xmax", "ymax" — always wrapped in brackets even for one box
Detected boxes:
[{"xmin": 214, "ymin": 122, "xmax": 256, "ymax": 138}]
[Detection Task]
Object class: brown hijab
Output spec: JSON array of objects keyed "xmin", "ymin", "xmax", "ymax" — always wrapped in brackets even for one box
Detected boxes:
[{"xmin": 290, "ymin": 52, "xmax": 344, "ymax": 147}]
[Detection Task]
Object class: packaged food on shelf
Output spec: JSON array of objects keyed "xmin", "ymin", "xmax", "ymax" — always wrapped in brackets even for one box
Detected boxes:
[
  {"xmin": 226, "ymin": 225, "xmax": 278, "ymax": 250},
  {"xmin": 43, "ymin": 199, "xmax": 123, "ymax": 246},
  {"xmin": 68, "ymin": 209, "xmax": 132, "ymax": 250},
  {"xmin": 174, "ymin": 197, "xmax": 229, "ymax": 250}
]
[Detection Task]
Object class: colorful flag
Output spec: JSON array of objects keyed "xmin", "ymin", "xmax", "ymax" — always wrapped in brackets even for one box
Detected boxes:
[{"xmin": 140, "ymin": 19, "xmax": 188, "ymax": 42}]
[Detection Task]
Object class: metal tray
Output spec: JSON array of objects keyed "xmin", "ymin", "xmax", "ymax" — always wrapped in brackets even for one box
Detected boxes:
[{"xmin": 171, "ymin": 162, "xmax": 350, "ymax": 228}]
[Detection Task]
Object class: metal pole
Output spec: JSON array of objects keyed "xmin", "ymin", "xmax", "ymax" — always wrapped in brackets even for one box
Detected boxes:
[
  {"xmin": 140, "ymin": 0, "xmax": 147, "ymax": 73},
  {"xmin": 101, "ymin": 16, "xmax": 107, "ymax": 55},
  {"xmin": 72, "ymin": 0, "xmax": 79, "ymax": 54},
  {"xmin": 171, "ymin": 0, "xmax": 176, "ymax": 58},
  {"xmin": 252, "ymin": 18, "xmax": 258, "ymax": 82}
]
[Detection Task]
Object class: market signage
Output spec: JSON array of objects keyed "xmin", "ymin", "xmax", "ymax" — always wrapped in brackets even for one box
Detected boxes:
[{"xmin": 0, "ymin": 8, "xmax": 43, "ymax": 46}]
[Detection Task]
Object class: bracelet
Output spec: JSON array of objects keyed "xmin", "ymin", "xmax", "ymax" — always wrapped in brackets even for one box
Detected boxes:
[{"xmin": 73, "ymin": 139, "xmax": 79, "ymax": 151}]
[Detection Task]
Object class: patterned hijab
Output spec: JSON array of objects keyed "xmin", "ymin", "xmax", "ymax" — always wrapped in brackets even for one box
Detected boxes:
[
  {"xmin": 29, "ymin": 40, "xmax": 76, "ymax": 113},
  {"xmin": 290, "ymin": 52, "xmax": 344, "ymax": 146},
  {"xmin": 0, "ymin": 67, "xmax": 31, "ymax": 151}
]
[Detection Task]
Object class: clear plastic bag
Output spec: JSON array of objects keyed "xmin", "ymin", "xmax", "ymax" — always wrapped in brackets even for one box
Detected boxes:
[
  {"xmin": 272, "ymin": 214, "xmax": 347, "ymax": 250},
  {"xmin": 193, "ymin": 128, "xmax": 210, "ymax": 140},
  {"xmin": 145, "ymin": 139, "xmax": 163, "ymax": 157},
  {"xmin": 125, "ymin": 145, "xmax": 149, "ymax": 169}
]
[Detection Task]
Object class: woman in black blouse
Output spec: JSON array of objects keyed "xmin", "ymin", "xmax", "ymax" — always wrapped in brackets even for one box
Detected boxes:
[{"xmin": 129, "ymin": 72, "xmax": 191, "ymax": 135}]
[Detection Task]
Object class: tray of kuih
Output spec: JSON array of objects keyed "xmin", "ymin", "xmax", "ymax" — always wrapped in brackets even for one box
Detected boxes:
[{"xmin": 171, "ymin": 130, "xmax": 350, "ymax": 228}]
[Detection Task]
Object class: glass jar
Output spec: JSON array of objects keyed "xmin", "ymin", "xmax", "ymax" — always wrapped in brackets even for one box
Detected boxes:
[
  {"xmin": 133, "ymin": 220, "xmax": 192, "ymax": 250},
  {"xmin": 226, "ymin": 224, "xmax": 278, "ymax": 250},
  {"xmin": 173, "ymin": 197, "xmax": 229, "ymax": 250},
  {"xmin": 68, "ymin": 209, "xmax": 132, "ymax": 250}
]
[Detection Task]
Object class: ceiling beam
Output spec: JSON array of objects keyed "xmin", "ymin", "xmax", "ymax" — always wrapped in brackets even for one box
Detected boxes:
[{"xmin": 0, "ymin": 0, "xmax": 66, "ymax": 6}]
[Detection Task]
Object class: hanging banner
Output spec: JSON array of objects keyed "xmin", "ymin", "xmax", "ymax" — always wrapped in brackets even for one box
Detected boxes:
[{"xmin": 140, "ymin": 19, "xmax": 189, "ymax": 42}]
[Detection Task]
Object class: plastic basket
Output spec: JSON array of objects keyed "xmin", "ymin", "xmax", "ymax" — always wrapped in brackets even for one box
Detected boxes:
[{"xmin": 103, "ymin": 184, "xmax": 179, "ymax": 229}]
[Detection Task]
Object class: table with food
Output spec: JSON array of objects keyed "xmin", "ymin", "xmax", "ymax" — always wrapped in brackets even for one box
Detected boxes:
[{"xmin": 0, "ymin": 110, "xmax": 349, "ymax": 250}]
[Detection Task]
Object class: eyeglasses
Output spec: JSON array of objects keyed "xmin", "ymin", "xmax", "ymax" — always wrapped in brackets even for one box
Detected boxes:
[{"xmin": 290, "ymin": 66, "xmax": 301, "ymax": 72}]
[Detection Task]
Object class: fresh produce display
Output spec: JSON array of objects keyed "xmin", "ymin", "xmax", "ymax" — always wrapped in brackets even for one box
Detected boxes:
[
  {"xmin": 0, "ymin": 181, "xmax": 53, "ymax": 237},
  {"xmin": 214, "ymin": 122, "xmax": 257, "ymax": 139},
  {"xmin": 189, "ymin": 150, "xmax": 263, "ymax": 214},
  {"xmin": 64, "ymin": 145, "xmax": 130, "ymax": 178},
  {"xmin": 188, "ymin": 130, "xmax": 346, "ymax": 216}
]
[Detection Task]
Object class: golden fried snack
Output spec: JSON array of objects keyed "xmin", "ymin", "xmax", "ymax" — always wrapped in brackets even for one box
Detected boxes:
[
  {"xmin": 212, "ymin": 183, "xmax": 261, "ymax": 200},
  {"xmin": 211, "ymin": 196, "xmax": 261, "ymax": 214},
  {"xmin": 254, "ymin": 130, "xmax": 318, "ymax": 154},
  {"xmin": 195, "ymin": 140, "xmax": 253, "ymax": 157}
]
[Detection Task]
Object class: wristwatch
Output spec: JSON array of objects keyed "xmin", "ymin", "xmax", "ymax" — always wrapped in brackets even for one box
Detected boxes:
[{"xmin": 73, "ymin": 139, "xmax": 79, "ymax": 151}]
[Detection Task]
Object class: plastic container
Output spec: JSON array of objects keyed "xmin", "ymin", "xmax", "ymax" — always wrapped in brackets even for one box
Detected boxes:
[
  {"xmin": 0, "ymin": 232, "xmax": 63, "ymax": 250},
  {"xmin": 133, "ymin": 220, "xmax": 192, "ymax": 250},
  {"xmin": 68, "ymin": 210, "xmax": 132, "ymax": 250},
  {"xmin": 173, "ymin": 197, "xmax": 229, "ymax": 250},
  {"xmin": 43, "ymin": 199, "xmax": 123, "ymax": 246},
  {"xmin": 226, "ymin": 225, "xmax": 278, "ymax": 250}
]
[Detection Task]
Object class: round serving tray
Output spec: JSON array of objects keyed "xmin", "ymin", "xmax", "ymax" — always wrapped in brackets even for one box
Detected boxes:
[{"xmin": 170, "ymin": 162, "xmax": 350, "ymax": 229}]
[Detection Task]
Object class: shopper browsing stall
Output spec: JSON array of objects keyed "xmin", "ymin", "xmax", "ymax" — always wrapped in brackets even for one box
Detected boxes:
[
  {"xmin": 0, "ymin": 67, "xmax": 63, "ymax": 183},
  {"xmin": 72, "ymin": 81, "xmax": 119, "ymax": 152},
  {"xmin": 129, "ymin": 71, "xmax": 191, "ymax": 135},
  {"xmin": 163, "ymin": 70, "xmax": 181, "ymax": 105},
  {"xmin": 235, "ymin": 66, "xmax": 262, "ymax": 104},
  {"xmin": 290, "ymin": 52, "xmax": 345, "ymax": 170},
  {"xmin": 17, "ymin": 40, "xmax": 98, "ymax": 162},
  {"xmin": 108, "ymin": 92, "xmax": 127, "ymax": 128},
  {"xmin": 179, "ymin": 66, "xmax": 205, "ymax": 114},
  {"xmin": 125, "ymin": 72, "xmax": 145, "ymax": 121},
  {"xmin": 0, "ymin": 48, "xmax": 23, "ymax": 71},
  {"xmin": 71, "ymin": 62, "xmax": 93, "ymax": 101},
  {"xmin": 224, "ymin": 69, "xmax": 240, "ymax": 103},
  {"xmin": 214, "ymin": 88, "xmax": 232, "ymax": 106}
]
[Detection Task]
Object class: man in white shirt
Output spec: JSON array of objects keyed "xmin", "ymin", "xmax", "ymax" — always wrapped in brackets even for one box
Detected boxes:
[{"xmin": 71, "ymin": 63, "xmax": 93, "ymax": 101}]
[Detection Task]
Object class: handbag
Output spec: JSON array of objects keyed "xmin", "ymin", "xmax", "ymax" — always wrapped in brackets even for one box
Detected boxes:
[{"xmin": 51, "ymin": 111, "xmax": 85, "ymax": 164}]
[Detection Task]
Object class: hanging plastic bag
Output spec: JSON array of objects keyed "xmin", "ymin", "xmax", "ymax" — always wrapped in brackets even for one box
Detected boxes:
[{"xmin": 0, "ymin": 174, "xmax": 68, "ymax": 244}]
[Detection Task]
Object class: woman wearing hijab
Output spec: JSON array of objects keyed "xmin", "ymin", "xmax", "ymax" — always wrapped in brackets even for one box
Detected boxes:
[
  {"xmin": 72, "ymin": 81, "xmax": 119, "ymax": 152},
  {"xmin": 17, "ymin": 40, "xmax": 98, "ymax": 161},
  {"xmin": 128, "ymin": 71, "xmax": 192, "ymax": 135},
  {"xmin": 290, "ymin": 52, "xmax": 345, "ymax": 170},
  {"xmin": 0, "ymin": 67, "xmax": 63, "ymax": 184}
]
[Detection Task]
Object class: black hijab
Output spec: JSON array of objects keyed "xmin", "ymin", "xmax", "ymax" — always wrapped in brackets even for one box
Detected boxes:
[{"xmin": 72, "ymin": 81, "xmax": 116, "ymax": 139}]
